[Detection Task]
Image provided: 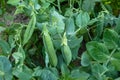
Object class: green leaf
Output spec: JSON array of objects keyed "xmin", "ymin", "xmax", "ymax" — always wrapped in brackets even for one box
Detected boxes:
[
  {"xmin": 0, "ymin": 9, "xmax": 2, "ymax": 15},
  {"xmin": 75, "ymin": 11, "xmax": 90, "ymax": 28},
  {"xmin": 81, "ymin": 51, "xmax": 91, "ymax": 67},
  {"xmin": 12, "ymin": 46, "xmax": 25, "ymax": 65},
  {"xmin": 0, "ymin": 56, "xmax": 12, "ymax": 80},
  {"xmin": 13, "ymin": 65, "xmax": 32, "ymax": 80},
  {"xmin": 8, "ymin": 35, "xmax": 16, "ymax": 50},
  {"xmin": 7, "ymin": 0, "xmax": 20, "ymax": 6},
  {"xmin": 91, "ymin": 63, "xmax": 108, "ymax": 80},
  {"xmin": 95, "ymin": 19, "xmax": 104, "ymax": 39},
  {"xmin": 64, "ymin": 8, "xmax": 73, "ymax": 17},
  {"xmin": 0, "ymin": 39, "xmax": 11, "ymax": 54},
  {"xmin": 68, "ymin": 36, "xmax": 83, "ymax": 59},
  {"xmin": 110, "ymin": 52, "xmax": 120, "ymax": 71},
  {"xmin": 0, "ymin": 27, "xmax": 5, "ymax": 33},
  {"xmin": 82, "ymin": 0, "xmax": 96, "ymax": 12},
  {"xmin": 115, "ymin": 77, "xmax": 120, "ymax": 80},
  {"xmin": 65, "ymin": 17, "xmax": 75, "ymax": 35},
  {"xmin": 61, "ymin": 62, "xmax": 70, "ymax": 77},
  {"xmin": 115, "ymin": 17, "xmax": 120, "ymax": 34},
  {"xmin": 103, "ymin": 29, "xmax": 119, "ymax": 49},
  {"xmin": 15, "ymin": 4, "xmax": 25, "ymax": 15},
  {"xmin": 23, "ymin": 14, "xmax": 36, "ymax": 45},
  {"xmin": 35, "ymin": 4, "xmax": 41, "ymax": 10},
  {"xmin": 50, "ymin": 9, "xmax": 65, "ymax": 34},
  {"xmin": 70, "ymin": 69, "xmax": 90, "ymax": 80},
  {"xmin": 68, "ymin": 36, "xmax": 83, "ymax": 49},
  {"xmin": 76, "ymin": 27, "xmax": 88, "ymax": 36},
  {"xmin": 33, "ymin": 68, "xmax": 58, "ymax": 80},
  {"xmin": 53, "ymin": 34, "xmax": 61, "ymax": 49},
  {"xmin": 105, "ymin": 65, "xmax": 119, "ymax": 79},
  {"xmin": 86, "ymin": 41, "xmax": 109, "ymax": 63}
]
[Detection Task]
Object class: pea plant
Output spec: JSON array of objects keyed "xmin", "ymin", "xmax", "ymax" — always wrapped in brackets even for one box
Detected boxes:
[{"xmin": 0, "ymin": 0, "xmax": 120, "ymax": 80}]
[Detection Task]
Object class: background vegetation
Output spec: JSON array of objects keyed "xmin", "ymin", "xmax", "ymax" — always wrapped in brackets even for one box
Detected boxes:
[{"xmin": 0, "ymin": 0, "xmax": 120, "ymax": 80}]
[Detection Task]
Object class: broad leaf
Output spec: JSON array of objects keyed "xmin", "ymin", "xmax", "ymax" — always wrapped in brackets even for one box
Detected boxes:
[
  {"xmin": 61, "ymin": 63, "xmax": 70, "ymax": 77},
  {"xmin": 7, "ymin": 0, "xmax": 20, "ymax": 6},
  {"xmin": 65, "ymin": 17, "xmax": 75, "ymax": 35},
  {"xmin": 115, "ymin": 16, "xmax": 120, "ymax": 34},
  {"xmin": 81, "ymin": 51, "xmax": 91, "ymax": 67},
  {"xmin": 8, "ymin": 35, "xmax": 16, "ymax": 50},
  {"xmin": 86, "ymin": 41, "xmax": 109, "ymax": 63},
  {"xmin": 103, "ymin": 29, "xmax": 119, "ymax": 49},
  {"xmin": 0, "ymin": 27, "xmax": 5, "ymax": 33},
  {"xmin": 13, "ymin": 65, "xmax": 32, "ymax": 80},
  {"xmin": 91, "ymin": 63, "xmax": 108, "ymax": 80},
  {"xmin": 0, "ymin": 56, "xmax": 12, "ymax": 80},
  {"xmin": 49, "ymin": 9, "xmax": 65, "ymax": 34},
  {"xmin": 0, "ymin": 39, "xmax": 11, "ymax": 54},
  {"xmin": 115, "ymin": 77, "xmax": 120, "ymax": 80},
  {"xmin": 12, "ymin": 46, "xmax": 25, "ymax": 65},
  {"xmin": 53, "ymin": 34, "xmax": 61, "ymax": 49},
  {"xmin": 95, "ymin": 19, "xmax": 104, "ymax": 39},
  {"xmin": 110, "ymin": 52, "xmax": 120, "ymax": 71},
  {"xmin": 68, "ymin": 36, "xmax": 83, "ymax": 49},
  {"xmin": 68, "ymin": 36, "xmax": 83, "ymax": 59},
  {"xmin": 70, "ymin": 69, "xmax": 90, "ymax": 80},
  {"xmin": 82, "ymin": 0, "xmax": 96, "ymax": 12},
  {"xmin": 76, "ymin": 11, "xmax": 90, "ymax": 28},
  {"xmin": 33, "ymin": 67, "xmax": 58, "ymax": 80}
]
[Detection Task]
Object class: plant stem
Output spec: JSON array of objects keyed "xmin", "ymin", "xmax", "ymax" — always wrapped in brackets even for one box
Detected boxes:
[
  {"xmin": 105, "ymin": 48, "xmax": 116, "ymax": 66},
  {"xmin": 79, "ymin": 0, "xmax": 82, "ymax": 9},
  {"xmin": 69, "ymin": 0, "xmax": 72, "ymax": 9},
  {"xmin": 87, "ymin": 29, "xmax": 92, "ymax": 40},
  {"xmin": 57, "ymin": 0, "xmax": 62, "ymax": 13},
  {"xmin": 100, "ymin": 68, "xmax": 108, "ymax": 77}
]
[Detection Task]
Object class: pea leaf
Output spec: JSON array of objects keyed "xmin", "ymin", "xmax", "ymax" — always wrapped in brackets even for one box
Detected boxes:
[
  {"xmin": 110, "ymin": 52, "xmax": 120, "ymax": 71},
  {"xmin": 86, "ymin": 41, "xmax": 109, "ymax": 63},
  {"xmin": 65, "ymin": 17, "xmax": 75, "ymax": 35},
  {"xmin": 115, "ymin": 16, "xmax": 120, "ymax": 34},
  {"xmin": 0, "ymin": 9, "xmax": 2, "ymax": 15},
  {"xmin": 0, "ymin": 56, "xmax": 12, "ymax": 80},
  {"xmin": 70, "ymin": 69, "xmax": 90, "ymax": 80},
  {"xmin": 13, "ymin": 65, "xmax": 32, "ymax": 80},
  {"xmin": 68, "ymin": 36, "xmax": 83, "ymax": 59},
  {"xmin": 53, "ymin": 37, "xmax": 61, "ymax": 49},
  {"xmin": 115, "ymin": 77, "xmax": 120, "ymax": 80},
  {"xmin": 103, "ymin": 29, "xmax": 119, "ymax": 49},
  {"xmin": 81, "ymin": 51, "xmax": 91, "ymax": 67},
  {"xmin": 95, "ymin": 19, "xmax": 104, "ymax": 39},
  {"xmin": 0, "ymin": 27, "xmax": 5, "ymax": 33},
  {"xmin": 75, "ymin": 11, "xmax": 90, "ymax": 28},
  {"xmin": 0, "ymin": 39, "xmax": 11, "ymax": 54},
  {"xmin": 68, "ymin": 36, "xmax": 83, "ymax": 49},
  {"xmin": 33, "ymin": 68, "xmax": 58, "ymax": 80},
  {"xmin": 91, "ymin": 63, "xmax": 108, "ymax": 80},
  {"xmin": 7, "ymin": 0, "xmax": 20, "ymax": 6},
  {"xmin": 82, "ymin": 0, "xmax": 96, "ymax": 12},
  {"xmin": 50, "ymin": 9, "xmax": 65, "ymax": 34},
  {"xmin": 12, "ymin": 46, "xmax": 25, "ymax": 65},
  {"xmin": 61, "ymin": 63, "xmax": 70, "ymax": 77}
]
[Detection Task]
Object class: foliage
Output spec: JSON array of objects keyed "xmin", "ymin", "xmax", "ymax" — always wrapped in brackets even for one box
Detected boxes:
[{"xmin": 0, "ymin": 0, "xmax": 120, "ymax": 80}]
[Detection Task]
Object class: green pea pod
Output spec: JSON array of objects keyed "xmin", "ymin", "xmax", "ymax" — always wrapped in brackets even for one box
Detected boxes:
[
  {"xmin": 42, "ymin": 24, "xmax": 58, "ymax": 67},
  {"xmin": 61, "ymin": 33, "xmax": 72, "ymax": 65},
  {"xmin": 23, "ymin": 14, "xmax": 36, "ymax": 45},
  {"xmin": 61, "ymin": 45, "xmax": 72, "ymax": 65}
]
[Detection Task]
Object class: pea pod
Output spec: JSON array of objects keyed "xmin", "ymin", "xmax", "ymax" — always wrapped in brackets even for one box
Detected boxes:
[
  {"xmin": 42, "ymin": 24, "xmax": 58, "ymax": 67},
  {"xmin": 23, "ymin": 14, "xmax": 36, "ymax": 45},
  {"xmin": 61, "ymin": 33, "xmax": 72, "ymax": 65}
]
